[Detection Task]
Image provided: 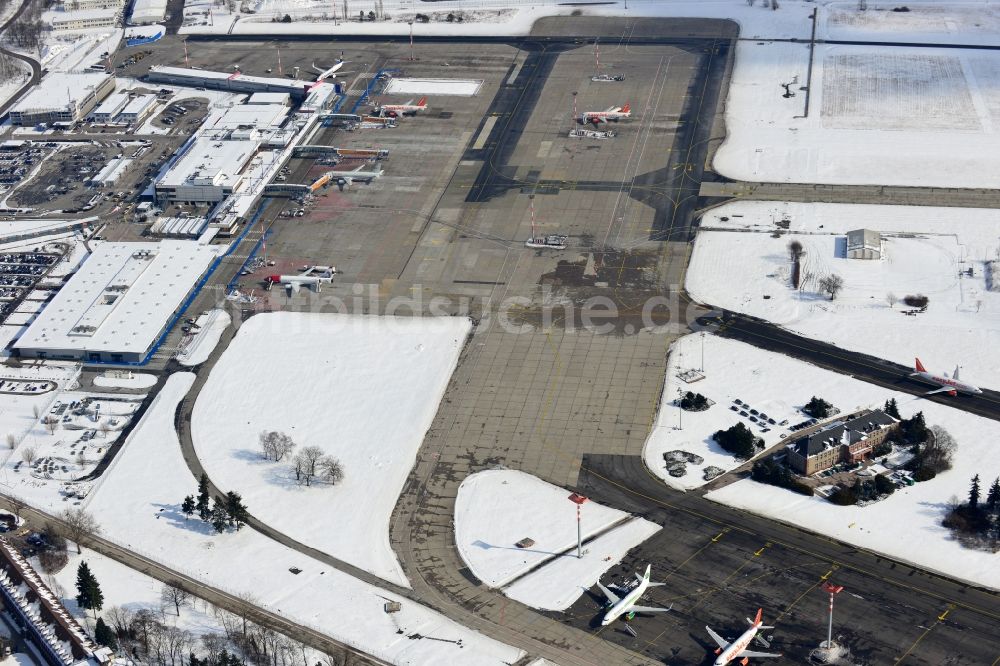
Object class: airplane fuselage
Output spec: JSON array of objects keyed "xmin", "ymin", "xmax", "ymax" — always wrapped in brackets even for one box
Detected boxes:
[
  {"xmin": 910, "ymin": 371, "xmax": 982, "ymax": 395},
  {"xmin": 715, "ymin": 623, "xmax": 762, "ymax": 666},
  {"xmin": 601, "ymin": 579, "xmax": 648, "ymax": 625}
]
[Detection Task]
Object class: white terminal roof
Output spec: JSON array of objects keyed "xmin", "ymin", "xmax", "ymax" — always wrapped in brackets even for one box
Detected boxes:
[
  {"xmin": 202, "ymin": 103, "xmax": 289, "ymax": 131},
  {"xmin": 247, "ymin": 92, "xmax": 289, "ymax": 105},
  {"xmin": 158, "ymin": 136, "xmax": 259, "ymax": 189},
  {"xmin": 14, "ymin": 241, "xmax": 219, "ymax": 356},
  {"xmin": 148, "ymin": 66, "xmax": 320, "ymax": 95},
  {"xmin": 119, "ymin": 94, "xmax": 156, "ymax": 116},
  {"xmin": 130, "ymin": 0, "xmax": 166, "ymax": 21},
  {"xmin": 92, "ymin": 91, "xmax": 129, "ymax": 116},
  {"xmin": 11, "ymin": 72, "xmax": 111, "ymax": 114}
]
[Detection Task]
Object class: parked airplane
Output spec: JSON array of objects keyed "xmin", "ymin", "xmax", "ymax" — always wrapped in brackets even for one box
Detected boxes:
[
  {"xmin": 326, "ymin": 164, "xmax": 384, "ymax": 188},
  {"xmin": 910, "ymin": 358, "xmax": 982, "ymax": 396},
  {"xmin": 377, "ymin": 97, "xmax": 429, "ymax": 116},
  {"xmin": 267, "ymin": 267, "xmax": 333, "ymax": 294},
  {"xmin": 307, "ymin": 60, "xmax": 349, "ymax": 91},
  {"xmin": 596, "ymin": 565, "xmax": 671, "ymax": 626},
  {"xmin": 579, "ymin": 104, "xmax": 631, "ymax": 125},
  {"xmin": 706, "ymin": 608, "xmax": 781, "ymax": 665}
]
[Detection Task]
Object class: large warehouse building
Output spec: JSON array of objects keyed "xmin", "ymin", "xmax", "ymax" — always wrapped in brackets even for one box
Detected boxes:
[
  {"xmin": 9, "ymin": 72, "xmax": 115, "ymax": 126},
  {"xmin": 14, "ymin": 241, "xmax": 219, "ymax": 363}
]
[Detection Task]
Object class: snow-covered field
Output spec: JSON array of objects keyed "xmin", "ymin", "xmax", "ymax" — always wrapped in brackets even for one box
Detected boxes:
[
  {"xmin": 0, "ymin": 364, "xmax": 80, "ymax": 452},
  {"xmin": 455, "ymin": 469, "xmax": 660, "ymax": 609},
  {"xmin": 687, "ymin": 201, "xmax": 1000, "ymax": 387},
  {"xmin": 192, "ymin": 312, "xmax": 470, "ymax": 588},
  {"xmin": 77, "ymin": 372, "xmax": 522, "ymax": 666},
  {"xmin": 714, "ymin": 41, "xmax": 1000, "ymax": 187},
  {"xmin": 49, "ymin": 547, "xmax": 225, "ymax": 637},
  {"xmin": 643, "ymin": 334, "xmax": 1000, "ymax": 590},
  {"xmin": 821, "ymin": 2, "xmax": 1000, "ymax": 45}
]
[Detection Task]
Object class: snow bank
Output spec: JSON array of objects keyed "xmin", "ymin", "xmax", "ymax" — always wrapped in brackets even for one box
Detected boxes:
[
  {"xmin": 93, "ymin": 373, "xmax": 158, "ymax": 389},
  {"xmin": 192, "ymin": 312, "xmax": 470, "ymax": 587},
  {"xmin": 503, "ymin": 517, "xmax": 661, "ymax": 611},
  {"xmin": 177, "ymin": 309, "xmax": 231, "ymax": 367},
  {"xmin": 384, "ymin": 78, "xmax": 483, "ymax": 97},
  {"xmin": 84, "ymin": 372, "xmax": 523, "ymax": 666},
  {"xmin": 649, "ymin": 335, "xmax": 1000, "ymax": 591},
  {"xmin": 455, "ymin": 469, "xmax": 660, "ymax": 602},
  {"xmin": 687, "ymin": 201, "xmax": 1000, "ymax": 387}
]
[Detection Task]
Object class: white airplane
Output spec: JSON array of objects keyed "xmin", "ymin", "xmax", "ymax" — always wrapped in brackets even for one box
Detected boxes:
[
  {"xmin": 327, "ymin": 164, "xmax": 384, "ymax": 188},
  {"xmin": 910, "ymin": 358, "xmax": 982, "ymax": 396},
  {"xmin": 267, "ymin": 267, "xmax": 333, "ymax": 294},
  {"xmin": 307, "ymin": 60, "xmax": 349, "ymax": 91},
  {"xmin": 596, "ymin": 564, "xmax": 671, "ymax": 626},
  {"xmin": 579, "ymin": 104, "xmax": 631, "ymax": 125},
  {"xmin": 706, "ymin": 608, "xmax": 781, "ymax": 665},
  {"xmin": 378, "ymin": 97, "xmax": 428, "ymax": 116}
]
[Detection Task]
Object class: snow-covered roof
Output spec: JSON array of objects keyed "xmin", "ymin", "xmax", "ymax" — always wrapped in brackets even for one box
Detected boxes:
[
  {"xmin": 247, "ymin": 92, "xmax": 289, "ymax": 105},
  {"xmin": 157, "ymin": 136, "xmax": 259, "ymax": 190},
  {"xmin": 91, "ymin": 91, "xmax": 129, "ymax": 117},
  {"xmin": 14, "ymin": 241, "xmax": 218, "ymax": 357},
  {"xmin": 10, "ymin": 72, "xmax": 111, "ymax": 114},
  {"xmin": 847, "ymin": 228, "xmax": 881, "ymax": 251},
  {"xmin": 118, "ymin": 94, "xmax": 156, "ymax": 117},
  {"xmin": 147, "ymin": 66, "xmax": 317, "ymax": 95}
]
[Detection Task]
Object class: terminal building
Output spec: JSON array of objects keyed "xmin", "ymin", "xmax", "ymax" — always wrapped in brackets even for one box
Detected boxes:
[
  {"xmin": 14, "ymin": 241, "xmax": 219, "ymax": 364},
  {"xmin": 9, "ymin": 72, "xmax": 114, "ymax": 126},
  {"xmin": 50, "ymin": 7, "xmax": 121, "ymax": 30},
  {"xmin": 154, "ymin": 102, "xmax": 291, "ymax": 203}
]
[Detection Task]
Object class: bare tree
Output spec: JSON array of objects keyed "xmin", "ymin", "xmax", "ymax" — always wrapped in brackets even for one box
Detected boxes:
[
  {"xmin": 32, "ymin": 405, "xmax": 40, "ymax": 419},
  {"xmin": 5, "ymin": 494, "xmax": 27, "ymax": 522},
  {"xmin": 106, "ymin": 605, "xmax": 134, "ymax": 638},
  {"xmin": 160, "ymin": 581, "xmax": 191, "ymax": 616},
  {"xmin": 293, "ymin": 446, "xmax": 324, "ymax": 486},
  {"xmin": 886, "ymin": 292, "xmax": 896, "ymax": 309},
  {"xmin": 59, "ymin": 507, "xmax": 100, "ymax": 554},
  {"xmin": 44, "ymin": 417, "xmax": 58, "ymax": 435},
  {"xmin": 318, "ymin": 456, "xmax": 344, "ymax": 486},
  {"xmin": 787, "ymin": 240, "xmax": 804, "ymax": 261},
  {"xmin": 259, "ymin": 430, "xmax": 296, "ymax": 461},
  {"xmin": 925, "ymin": 425, "xmax": 956, "ymax": 473},
  {"xmin": 99, "ymin": 421, "xmax": 111, "ymax": 439},
  {"xmin": 21, "ymin": 446, "xmax": 37, "ymax": 465},
  {"xmin": 38, "ymin": 547, "xmax": 68, "ymax": 574},
  {"xmin": 819, "ymin": 274, "xmax": 845, "ymax": 300},
  {"xmin": 6, "ymin": 433, "xmax": 16, "ymax": 449}
]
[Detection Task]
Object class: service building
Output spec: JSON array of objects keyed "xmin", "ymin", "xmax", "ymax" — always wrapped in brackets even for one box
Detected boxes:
[{"xmin": 14, "ymin": 241, "xmax": 219, "ymax": 363}]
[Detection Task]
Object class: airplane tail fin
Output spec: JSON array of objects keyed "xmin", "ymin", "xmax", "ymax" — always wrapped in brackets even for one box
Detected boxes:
[
  {"xmin": 621, "ymin": 103, "xmax": 631, "ymax": 114},
  {"xmin": 953, "ymin": 365, "xmax": 961, "ymax": 380},
  {"xmin": 753, "ymin": 608, "xmax": 763, "ymax": 626},
  {"xmin": 915, "ymin": 357, "xmax": 927, "ymax": 373},
  {"xmin": 417, "ymin": 96, "xmax": 427, "ymax": 107}
]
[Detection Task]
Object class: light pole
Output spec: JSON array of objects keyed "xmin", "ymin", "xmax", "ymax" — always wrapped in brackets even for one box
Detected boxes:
[
  {"xmin": 700, "ymin": 331, "xmax": 705, "ymax": 372},
  {"xmin": 408, "ymin": 21, "xmax": 414, "ymax": 61},
  {"xmin": 820, "ymin": 581, "xmax": 844, "ymax": 650},
  {"xmin": 568, "ymin": 493, "xmax": 588, "ymax": 558}
]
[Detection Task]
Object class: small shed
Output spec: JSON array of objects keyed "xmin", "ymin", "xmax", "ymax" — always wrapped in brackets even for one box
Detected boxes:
[{"xmin": 846, "ymin": 229, "xmax": 881, "ymax": 259}]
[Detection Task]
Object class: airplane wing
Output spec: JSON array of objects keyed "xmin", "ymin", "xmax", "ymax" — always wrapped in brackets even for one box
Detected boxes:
[
  {"xmin": 596, "ymin": 581, "xmax": 620, "ymax": 604},
  {"xmin": 312, "ymin": 62, "xmax": 327, "ymax": 73},
  {"xmin": 705, "ymin": 626, "xmax": 729, "ymax": 650},
  {"xmin": 605, "ymin": 105, "xmax": 619, "ymax": 112},
  {"xmin": 629, "ymin": 604, "xmax": 671, "ymax": 614},
  {"xmin": 593, "ymin": 116, "xmax": 607, "ymax": 124},
  {"xmin": 925, "ymin": 386, "xmax": 957, "ymax": 396},
  {"xmin": 287, "ymin": 282, "xmax": 300, "ymax": 294},
  {"xmin": 736, "ymin": 650, "xmax": 782, "ymax": 659}
]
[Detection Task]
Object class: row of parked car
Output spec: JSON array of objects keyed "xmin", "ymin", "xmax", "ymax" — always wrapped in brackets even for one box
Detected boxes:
[{"xmin": 729, "ymin": 398, "xmax": 790, "ymax": 433}]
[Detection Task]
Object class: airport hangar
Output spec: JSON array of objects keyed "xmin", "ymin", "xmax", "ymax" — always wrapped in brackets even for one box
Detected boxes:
[{"xmin": 13, "ymin": 241, "xmax": 218, "ymax": 364}]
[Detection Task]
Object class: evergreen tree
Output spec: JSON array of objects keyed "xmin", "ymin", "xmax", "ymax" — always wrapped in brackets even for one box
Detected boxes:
[
  {"xmin": 969, "ymin": 474, "xmax": 981, "ymax": 511},
  {"xmin": 197, "ymin": 473, "xmax": 211, "ymax": 521},
  {"xmin": 883, "ymin": 398, "xmax": 900, "ymax": 419},
  {"xmin": 75, "ymin": 562, "xmax": 104, "ymax": 618},
  {"xmin": 181, "ymin": 495, "xmax": 195, "ymax": 519},
  {"xmin": 189, "ymin": 653, "xmax": 201, "ymax": 666},
  {"xmin": 901, "ymin": 411, "xmax": 929, "ymax": 444},
  {"xmin": 224, "ymin": 491, "xmax": 249, "ymax": 530},
  {"xmin": 94, "ymin": 617, "xmax": 117, "ymax": 649},
  {"xmin": 987, "ymin": 477, "xmax": 1000, "ymax": 512},
  {"xmin": 210, "ymin": 498, "xmax": 229, "ymax": 534}
]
